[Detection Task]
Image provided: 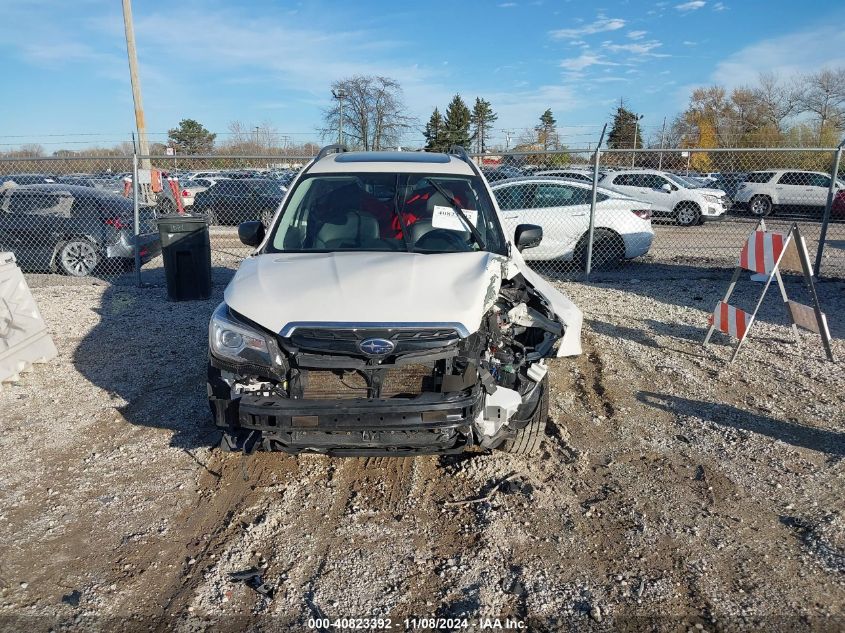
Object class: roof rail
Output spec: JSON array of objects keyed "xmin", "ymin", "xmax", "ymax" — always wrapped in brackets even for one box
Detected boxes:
[
  {"xmin": 314, "ymin": 144, "xmax": 349, "ymax": 162},
  {"xmin": 448, "ymin": 145, "xmax": 472, "ymax": 166}
]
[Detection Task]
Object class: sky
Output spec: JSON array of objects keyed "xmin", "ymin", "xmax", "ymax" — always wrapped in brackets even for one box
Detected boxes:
[{"xmin": 0, "ymin": 0, "xmax": 844, "ymax": 152}]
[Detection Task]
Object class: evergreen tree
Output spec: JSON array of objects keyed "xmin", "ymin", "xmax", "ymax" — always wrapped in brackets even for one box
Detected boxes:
[
  {"xmin": 443, "ymin": 95, "xmax": 472, "ymax": 148},
  {"xmin": 470, "ymin": 98, "xmax": 498, "ymax": 153},
  {"xmin": 423, "ymin": 108, "xmax": 447, "ymax": 152},
  {"xmin": 607, "ymin": 104, "xmax": 643, "ymax": 150},
  {"xmin": 535, "ymin": 109, "xmax": 558, "ymax": 150},
  {"xmin": 167, "ymin": 119, "xmax": 216, "ymax": 154}
]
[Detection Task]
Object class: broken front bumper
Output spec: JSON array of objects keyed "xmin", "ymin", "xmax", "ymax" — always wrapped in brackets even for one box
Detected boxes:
[{"xmin": 213, "ymin": 390, "xmax": 482, "ymax": 455}]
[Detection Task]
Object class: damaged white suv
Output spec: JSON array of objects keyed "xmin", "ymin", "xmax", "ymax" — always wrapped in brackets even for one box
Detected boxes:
[{"xmin": 207, "ymin": 146, "xmax": 582, "ymax": 455}]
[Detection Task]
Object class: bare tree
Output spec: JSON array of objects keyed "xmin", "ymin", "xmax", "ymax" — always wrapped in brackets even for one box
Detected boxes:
[
  {"xmin": 322, "ymin": 76, "xmax": 416, "ymax": 150},
  {"xmin": 221, "ymin": 120, "xmax": 282, "ymax": 154},
  {"xmin": 797, "ymin": 68, "xmax": 845, "ymax": 143},
  {"xmin": 754, "ymin": 72, "xmax": 800, "ymax": 132}
]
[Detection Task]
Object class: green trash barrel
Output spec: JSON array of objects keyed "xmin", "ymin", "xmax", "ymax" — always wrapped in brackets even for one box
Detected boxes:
[{"xmin": 157, "ymin": 214, "xmax": 212, "ymax": 301}]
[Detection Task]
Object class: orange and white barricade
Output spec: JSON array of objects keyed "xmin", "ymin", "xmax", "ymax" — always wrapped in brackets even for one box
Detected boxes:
[
  {"xmin": 703, "ymin": 220, "xmax": 833, "ymax": 363},
  {"xmin": 167, "ymin": 177, "xmax": 185, "ymax": 214}
]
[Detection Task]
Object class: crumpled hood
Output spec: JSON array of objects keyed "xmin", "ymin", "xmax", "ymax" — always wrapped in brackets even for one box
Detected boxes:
[
  {"xmin": 698, "ymin": 187, "xmax": 727, "ymax": 197},
  {"xmin": 224, "ymin": 251, "xmax": 508, "ymax": 336}
]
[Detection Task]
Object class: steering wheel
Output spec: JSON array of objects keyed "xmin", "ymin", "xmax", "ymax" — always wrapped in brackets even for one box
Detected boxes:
[{"xmin": 414, "ymin": 228, "xmax": 472, "ymax": 251}]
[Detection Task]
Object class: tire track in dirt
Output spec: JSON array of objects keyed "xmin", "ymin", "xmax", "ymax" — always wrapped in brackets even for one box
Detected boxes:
[{"xmin": 111, "ymin": 452, "xmax": 272, "ymax": 627}]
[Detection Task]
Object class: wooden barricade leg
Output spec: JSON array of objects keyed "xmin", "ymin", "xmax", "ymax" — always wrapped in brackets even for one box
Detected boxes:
[
  {"xmin": 793, "ymin": 226, "xmax": 835, "ymax": 362},
  {"xmin": 703, "ymin": 266, "xmax": 742, "ymax": 347},
  {"xmin": 729, "ymin": 269, "xmax": 778, "ymax": 363}
]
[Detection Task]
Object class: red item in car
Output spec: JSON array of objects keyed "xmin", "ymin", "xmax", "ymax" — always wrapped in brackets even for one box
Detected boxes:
[
  {"xmin": 103, "ymin": 217, "xmax": 125, "ymax": 230},
  {"xmin": 832, "ymin": 189, "xmax": 845, "ymax": 219}
]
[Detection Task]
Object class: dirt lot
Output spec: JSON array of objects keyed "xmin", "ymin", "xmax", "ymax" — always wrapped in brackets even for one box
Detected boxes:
[{"xmin": 1, "ymin": 265, "xmax": 843, "ymax": 632}]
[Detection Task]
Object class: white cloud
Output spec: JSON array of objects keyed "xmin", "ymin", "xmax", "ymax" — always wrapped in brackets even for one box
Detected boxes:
[
  {"xmin": 713, "ymin": 2, "xmax": 726, "ymax": 10},
  {"xmin": 603, "ymin": 40, "xmax": 664, "ymax": 55},
  {"xmin": 498, "ymin": 2, "xmax": 518, "ymax": 7},
  {"xmin": 683, "ymin": 40, "xmax": 697, "ymax": 46},
  {"xmin": 549, "ymin": 16, "xmax": 625, "ymax": 39},
  {"xmin": 627, "ymin": 30, "xmax": 648, "ymax": 40},
  {"xmin": 676, "ymin": 1, "xmax": 706, "ymax": 11},
  {"xmin": 559, "ymin": 53, "xmax": 618, "ymax": 71},
  {"xmin": 711, "ymin": 22, "xmax": 845, "ymax": 88}
]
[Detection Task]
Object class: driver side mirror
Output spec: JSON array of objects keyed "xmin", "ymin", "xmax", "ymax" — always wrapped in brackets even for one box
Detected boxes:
[
  {"xmin": 238, "ymin": 220, "xmax": 265, "ymax": 247},
  {"xmin": 661, "ymin": 183, "xmax": 673, "ymax": 193},
  {"xmin": 514, "ymin": 224, "xmax": 543, "ymax": 251}
]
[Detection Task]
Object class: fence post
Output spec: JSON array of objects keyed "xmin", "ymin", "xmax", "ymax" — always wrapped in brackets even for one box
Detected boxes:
[
  {"xmin": 585, "ymin": 124, "xmax": 608, "ymax": 278},
  {"xmin": 813, "ymin": 141, "xmax": 843, "ymax": 277},
  {"xmin": 133, "ymin": 152, "xmax": 142, "ymax": 287}
]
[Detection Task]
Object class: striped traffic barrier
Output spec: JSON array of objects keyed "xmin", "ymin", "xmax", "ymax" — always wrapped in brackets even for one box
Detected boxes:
[
  {"xmin": 708, "ymin": 302, "xmax": 750, "ymax": 341},
  {"xmin": 739, "ymin": 230, "xmax": 785, "ymax": 275},
  {"xmin": 704, "ymin": 220, "xmax": 833, "ymax": 363}
]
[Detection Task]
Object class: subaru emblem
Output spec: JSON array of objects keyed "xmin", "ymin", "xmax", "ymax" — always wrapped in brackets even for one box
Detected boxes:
[{"xmin": 359, "ymin": 338, "xmax": 395, "ymax": 356}]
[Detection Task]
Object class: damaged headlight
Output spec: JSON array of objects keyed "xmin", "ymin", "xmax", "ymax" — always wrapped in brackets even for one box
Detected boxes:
[{"xmin": 209, "ymin": 303, "xmax": 279, "ymax": 369}]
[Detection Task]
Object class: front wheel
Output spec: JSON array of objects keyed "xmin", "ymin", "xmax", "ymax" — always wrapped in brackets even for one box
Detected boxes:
[
  {"xmin": 497, "ymin": 376, "xmax": 548, "ymax": 455},
  {"xmin": 749, "ymin": 195, "xmax": 772, "ymax": 217},
  {"xmin": 675, "ymin": 203, "xmax": 701, "ymax": 226},
  {"xmin": 57, "ymin": 239, "xmax": 99, "ymax": 277}
]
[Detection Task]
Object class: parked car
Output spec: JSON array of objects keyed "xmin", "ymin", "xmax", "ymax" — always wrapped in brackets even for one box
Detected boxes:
[
  {"xmin": 491, "ymin": 177, "xmax": 653, "ymax": 269},
  {"xmin": 599, "ymin": 169, "xmax": 729, "ymax": 226},
  {"xmin": 192, "ymin": 177, "xmax": 284, "ymax": 225},
  {"xmin": 709, "ymin": 172, "xmax": 748, "ymax": 202},
  {"xmin": 0, "ymin": 173, "xmax": 56, "ymax": 187},
  {"xmin": 207, "ymin": 145, "xmax": 583, "ymax": 456},
  {"xmin": 733, "ymin": 170, "xmax": 845, "ymax": 216},
  {"xmin": 54, "ymin": 175, "xmax": 117, "ymax": 190},
  {"xmin": 532, "ymin": 169, "xmax": 597, "ymax": 183},
  {"xmin": 481, "ymin": 165, "xmax": 526, "ymax": 182},
  {"xmin": 0, "ymin": 184, "xmax": 160, "ymax": 276}
]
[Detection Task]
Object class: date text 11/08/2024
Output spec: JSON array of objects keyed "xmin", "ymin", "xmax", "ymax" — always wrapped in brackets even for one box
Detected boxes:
[{"xmin": 307, "ymin": 617, "xmax": 527, "ymax": 630}]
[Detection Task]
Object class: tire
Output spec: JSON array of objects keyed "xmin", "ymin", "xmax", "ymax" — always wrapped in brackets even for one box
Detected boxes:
[
  {"xmin": 57, "ymin": 239, "xmax": 99, "ymax": 277},
  {"xmin": 157, "ymin": 197, "xmax": 175, "ymax": 215},
  {"xmin": 749, "ymin": 195, "xmax": 773, "ymax": 217},
  {"xmin": 261, "ymin": 209, "xmax": 274, "ymax": 228},
  {"xmin": 497, "ymin": 376, "xmax": 548, "ymax": 455},
  {"xmin": 206, "ymin": 209, "xmax": 219, "ymax": 226},
  {"xmin": 675, "ymin": 202, "xmax": 701, "ymax": 226},
  {"xmin": 575, "ymin": 229, "xmax": 625, "ymax": 271}
]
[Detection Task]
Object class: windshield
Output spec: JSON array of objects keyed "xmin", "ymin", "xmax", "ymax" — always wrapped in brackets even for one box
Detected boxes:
[
  {"xmin": 267, "ymin": 172, "xmax": 506, "ymax": 254},
  {"xmin": 247, "ymin": 179, "xmax": 284, "ymax": 196},
  {"xmin": 665, "ymin": 173, "xmax": 702, "ymax": 189}
]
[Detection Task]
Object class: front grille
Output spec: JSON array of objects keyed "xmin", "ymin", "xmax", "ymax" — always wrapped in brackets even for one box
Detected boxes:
[
  {"xmin": 302, "ymin": 365, "xmax": 434, "ymax": 399},
  {"xmin": 289, "ymin": 327, "xmax": 461, "ymax": 356}
]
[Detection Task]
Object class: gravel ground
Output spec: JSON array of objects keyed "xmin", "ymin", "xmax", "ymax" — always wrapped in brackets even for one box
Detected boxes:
[{"xmin": 1, "ymin": 264, "xmax": 843, "ymax": 632}]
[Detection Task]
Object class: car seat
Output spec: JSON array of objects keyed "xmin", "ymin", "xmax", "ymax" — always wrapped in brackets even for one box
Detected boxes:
[
  {"xmin": 409, "ymin": 190, "xmax": 471, "ymax": 247},
  {"xmin": 313, "ymin": 211, "xmax": 380, "ymax": 249}
]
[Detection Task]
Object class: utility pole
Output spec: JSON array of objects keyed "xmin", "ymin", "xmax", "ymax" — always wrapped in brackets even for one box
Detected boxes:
[
  {"xmin": 332, "ymin": 88, "xmax": 347, "ymax": 146},
  {"xmin": 121, "ymin": 0, "xmax": 150, "ymax": 170},
  {"xmin": 632, "ymin": 113, "xmax": 644, "ymax": 168},
  {"xmin": 503, "ymin": 129, "xmax": 515, "ymax": 152},
  {"xmin": 658, "ymin": 116, "xmax": 667, "ymax": 170}
]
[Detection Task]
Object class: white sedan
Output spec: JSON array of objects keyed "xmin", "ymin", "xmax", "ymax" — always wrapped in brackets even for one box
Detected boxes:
[{"xmin": 491, "ymin": 177, "xmax": 654, "ymax": 269}]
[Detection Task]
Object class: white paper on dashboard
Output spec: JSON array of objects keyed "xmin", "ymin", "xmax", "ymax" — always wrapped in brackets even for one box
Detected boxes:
[{"xmin": 431, "ymin": 205, "xmax": 478, "ymax": 231}]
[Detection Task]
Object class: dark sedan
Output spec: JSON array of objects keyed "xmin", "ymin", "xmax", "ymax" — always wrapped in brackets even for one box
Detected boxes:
[
  {"xmin": 0, "ymin": 173, "xmax": 57, "ymax": 186},
  {"xmin": 0, "ymin": 184, "xmax": 160, "ymax": 276},
  {"xmin": 192, "ymin": 178, "xmax": 284, "ymax": 226}
]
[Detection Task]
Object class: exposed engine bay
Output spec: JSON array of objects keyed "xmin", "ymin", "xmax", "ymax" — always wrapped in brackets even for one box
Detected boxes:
[{"xmin": 207, "ymin": 274, "xmax": 565, "ymax": 455}]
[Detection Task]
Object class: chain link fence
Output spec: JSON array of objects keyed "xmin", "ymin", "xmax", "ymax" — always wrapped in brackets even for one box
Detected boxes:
[
  {"xmin": 0, "ymin": 146, "xmax": 843, "ymax": 286},
  {"xmin": 474, "ymin": 146, "xmax": 845, "ymax": 279}
]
